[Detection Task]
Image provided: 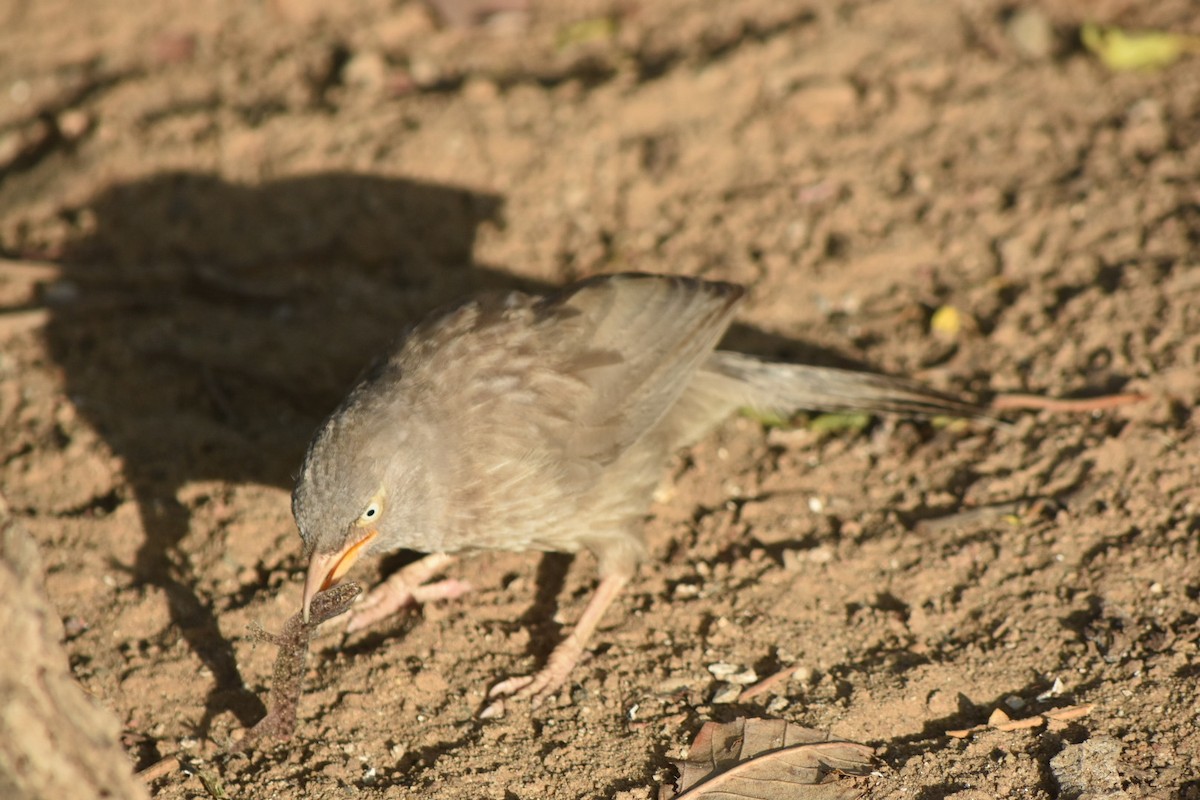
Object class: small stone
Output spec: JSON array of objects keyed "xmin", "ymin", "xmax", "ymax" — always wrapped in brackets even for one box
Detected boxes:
[
  {"xmin": 1006, "ymin": 8, "xmax": 1055, "ymax": 60},
  {"xmin": 409, "ymin": 57, "xmax": 441, "ymax": 87},
  {"xmin": 706, "ymin": 664, "xmax": 757, "ymax": 684},
  {"xmin": 57, "ymin": 110, "xmax": 92, "ymax": 141},
  {"xmin": 1049, "ymin": 737, "xmax": 1129, "ymax": 799},
  {"xmin": 62, "ymin": 615, "xmax": 89, "ymax": 638},
  {"xmin": 344, "ymin": 51, "xmax": 388, "ymax": 91},
  {"xmin": 806, "ymin": 546, "xmax": 835, "ymax": 564},
  {"xmin": 1037, "ymin": 677, "xmax": 1066, "ymax": 700},
  {"xmin": 790, "ymin": 80, "xmax": 859, "ymax": 129},
  {"xmin": 711, "ymin": 683, "xmax": 742, "ymax": 704}
]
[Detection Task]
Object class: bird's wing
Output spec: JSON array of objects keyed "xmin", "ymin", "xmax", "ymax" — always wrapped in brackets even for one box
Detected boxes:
[
  {"xmin": 401, "ymin": 273, "xmax": 741, "ymax": 466},
  {"xmin": 533, "ymin": 273, "xmax": 744, "ymax": 465},
  {"xmin": 383, "ymin": 274, "xmax": 741, "ymax": 549}
]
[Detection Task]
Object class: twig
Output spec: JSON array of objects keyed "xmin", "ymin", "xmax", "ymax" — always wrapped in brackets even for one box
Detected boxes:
[
  {"xmin": 740, "ymin": 665, "xmax": 801, "ymax": 700},
  {"xmin": 136, "ymin": 754, "xmax": 180, "ymax": 782},
  {"xmin": 990, "ymin": 392, "xmax": 1147, "ymax": 413}
]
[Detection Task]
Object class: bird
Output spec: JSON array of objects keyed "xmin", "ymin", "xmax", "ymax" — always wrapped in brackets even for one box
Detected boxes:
[{"xmin": 291, "ymin": 272, "xmax": 984, "ymax": 716}]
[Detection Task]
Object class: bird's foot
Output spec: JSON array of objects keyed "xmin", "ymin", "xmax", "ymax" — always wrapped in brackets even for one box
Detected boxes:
[
  {"xmin": 479, "ymin": 634, "xmax": 585, "ymax": 719},
  {"xmin": 479, "ymin": 572, "xmax": 629, "ymax": 719},
  {"xmin": 346, "ymin": 553, "xmax": 468, "ymax": 633}
]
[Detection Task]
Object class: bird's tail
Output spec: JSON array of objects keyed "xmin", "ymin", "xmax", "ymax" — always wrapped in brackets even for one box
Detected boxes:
[
  {"xmin": 659, "ymin": 351, "xmax": 992, "ymax": 451},
  {"xmin": 705, "ymin": 351, "xmax": 988, "ymax": 420}
]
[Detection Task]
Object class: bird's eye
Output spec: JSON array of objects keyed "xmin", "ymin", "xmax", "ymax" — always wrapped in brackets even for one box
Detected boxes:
[{"xmin": 361, "ymin": 502, "xmax": 381, "ymax": 522}]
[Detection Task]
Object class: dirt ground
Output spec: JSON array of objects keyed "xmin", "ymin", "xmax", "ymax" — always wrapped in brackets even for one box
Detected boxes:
[{"xmin": 1, "ymin": 0, "xmax": 1198, "ymax": 797}]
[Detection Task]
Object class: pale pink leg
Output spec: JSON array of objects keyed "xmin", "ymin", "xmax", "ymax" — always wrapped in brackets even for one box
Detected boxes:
[
  {"xmin": 480, "ymin": 572, "xmax": 629, "ymax": 718},
  {"xmin": 346, "ymin": 553, "xmax": 469, "ymax": 633}
]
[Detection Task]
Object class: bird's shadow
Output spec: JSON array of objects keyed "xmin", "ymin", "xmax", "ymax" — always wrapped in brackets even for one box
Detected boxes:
[
  {"xmin": 44, "ymin": 171, "xmax": 521, "ymax": 737},
  {"xmin": 40, "ymin": 169, "xmax": 888, "ymax": 743}
]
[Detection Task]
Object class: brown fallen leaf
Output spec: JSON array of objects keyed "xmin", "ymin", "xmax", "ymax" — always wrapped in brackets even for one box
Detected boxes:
[
  {"xmin": 230, "ymin": 583, "xmax": 362, "ymax": 753},
  {"xmin": 663, "ymin": 718, "xmax": 876, "ymax": 800}
]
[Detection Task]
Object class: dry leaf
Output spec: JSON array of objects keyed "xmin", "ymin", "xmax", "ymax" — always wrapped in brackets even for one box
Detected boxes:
[{"xmin": 664, "ymin": 718, "xmax": 875, "ymax": 800}]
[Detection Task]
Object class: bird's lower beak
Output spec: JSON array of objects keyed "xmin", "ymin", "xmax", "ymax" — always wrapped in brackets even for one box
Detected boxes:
[{"xmin": 303, "ymin": 529, "xmax": 377, "ymax": 623}]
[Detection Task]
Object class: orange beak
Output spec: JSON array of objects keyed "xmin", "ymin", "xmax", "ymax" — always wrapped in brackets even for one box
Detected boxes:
[{"xmin": 303, "ymin": 529, "xmax": 377, "ymax": 622}]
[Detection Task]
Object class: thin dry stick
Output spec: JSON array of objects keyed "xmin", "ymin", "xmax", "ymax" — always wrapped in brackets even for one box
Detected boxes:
[
  {"xmin": 135, "ymin": 755, "xmax": 180, "ymax": 782},
  {"xmin": 740, "ymin": 665, "xmax": 801, "ymax": 700},
  {"xmin": 990, "ymin": 392, "xmax": 1147, "ymax": 413}
]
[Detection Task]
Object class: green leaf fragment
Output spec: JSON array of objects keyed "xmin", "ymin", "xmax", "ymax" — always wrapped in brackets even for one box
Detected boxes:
[
  {"xmin": 557, "ymin": 17, "xmax": 617, "ymax": 50},
  {"xmin": 807, "ymin": 411, "xmax": 872, "ymax": 434},
  {"xmin": 740, "ymin": 407, "xmax": 793, "ymax": 429}
]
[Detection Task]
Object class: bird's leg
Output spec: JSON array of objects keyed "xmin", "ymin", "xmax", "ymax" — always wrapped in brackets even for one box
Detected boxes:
[
  {"xmin": 346, "ymin": 553, "xmax": 469, "ymax": 633},
  {"xmin": 481, "ymin": 571, "xmax": 629, "ymax": 718}
]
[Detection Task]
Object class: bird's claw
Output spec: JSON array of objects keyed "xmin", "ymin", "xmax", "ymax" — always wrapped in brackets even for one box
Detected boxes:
[
  {"xmin": 478, "ymin": 636, "xmax": 585, "ymax": 718},
  {"xmin": 479, "ymin": 674, "xmax": 546, "ymax": 719}
]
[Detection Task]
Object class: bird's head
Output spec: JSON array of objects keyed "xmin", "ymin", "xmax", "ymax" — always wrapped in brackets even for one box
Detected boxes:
[{"xmin": 292, "ymin": 386, "xmax": 413, "ymax": 622}]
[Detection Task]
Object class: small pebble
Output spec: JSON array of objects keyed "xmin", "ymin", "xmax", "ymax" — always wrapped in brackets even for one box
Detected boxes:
[
  {"xmin": 1037, "ymin": 677, "xmax": 1066, "ymax": 700},
  {"xmin": 711, "ymin": 683, "xmax": 742, "ymax": 704},
  {"xmin": 1006, "ymin": 8, "xmax": 1054, "ymax": 59}
]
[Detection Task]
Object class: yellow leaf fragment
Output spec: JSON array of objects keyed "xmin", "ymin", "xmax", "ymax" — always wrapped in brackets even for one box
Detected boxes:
[
  {"xmin": 930, "ymin": 305, "xmax": 962, "ymax": 337},
  {"xmin": 1081, "ymin": 23, "xmax": 1200, "ymax": 71}
]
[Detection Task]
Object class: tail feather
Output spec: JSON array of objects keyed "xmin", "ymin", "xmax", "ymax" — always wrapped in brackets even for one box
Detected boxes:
[{"xmin": 704, "ymin": 351, "xmax": 990, "ymax": 421}]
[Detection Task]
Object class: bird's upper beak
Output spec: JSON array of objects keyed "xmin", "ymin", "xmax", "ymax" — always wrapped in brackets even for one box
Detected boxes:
[{"xmin": 303, "ymin": 529, "xmax": 377, "ymax": 622}]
